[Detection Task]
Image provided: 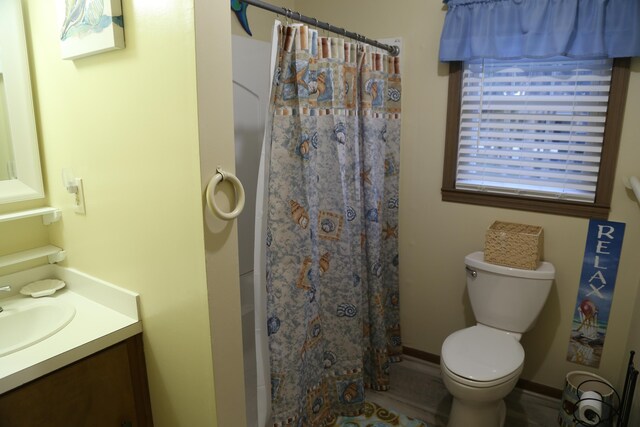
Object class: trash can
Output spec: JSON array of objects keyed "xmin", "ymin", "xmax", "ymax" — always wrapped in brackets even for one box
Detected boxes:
[{"xmin": 558, "ymin": 371, "xmax": 616, "ymax": 426}]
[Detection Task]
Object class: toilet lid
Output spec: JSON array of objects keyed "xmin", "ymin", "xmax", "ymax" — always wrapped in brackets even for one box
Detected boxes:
[{"xmin": 442, "ymin": 326, "xmax": 524, "ymax": 382}]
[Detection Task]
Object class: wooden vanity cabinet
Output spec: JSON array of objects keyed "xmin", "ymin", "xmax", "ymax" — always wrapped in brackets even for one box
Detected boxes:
[{"xmin": 0, "ymin": 334, "xmax": 153, "ymax": 427}]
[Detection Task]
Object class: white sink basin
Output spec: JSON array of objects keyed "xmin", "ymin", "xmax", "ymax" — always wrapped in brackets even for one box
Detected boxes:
[{"xmin": 0, "ymin": 298, "xmax": 76, "ymax": 357}]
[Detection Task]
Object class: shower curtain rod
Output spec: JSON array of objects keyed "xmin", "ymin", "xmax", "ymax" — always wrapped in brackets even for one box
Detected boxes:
[{"xmin": 239, "ymin": 0, "xmax": 400, "ymax": 56}]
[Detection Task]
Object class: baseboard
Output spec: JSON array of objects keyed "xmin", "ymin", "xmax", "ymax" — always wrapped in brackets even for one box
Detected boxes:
[
  {"xmin": 403, "ymin": 346, "xmax": 441, "ymax": 365},
  {"xmin": 402, "ymin": 346, "xmax": 563, "ymax": 399},
  {"xmin": 515, "ymin": 378, "xmax": 563, "ymax": 399}
]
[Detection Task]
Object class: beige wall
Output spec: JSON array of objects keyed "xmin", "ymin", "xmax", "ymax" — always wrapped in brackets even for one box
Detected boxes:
[
  {"xmin": 12, "ymin": 0, "xmax": 240, "ymax": 425},
  {"xmin": 295, "ymin": 0, "xmax": 640, "ymax": 391},
  {"xmin": 195, "ymin": 0, "xmax": 246, "ymax": 424},
  {"xmin": 0, "ymin": 77, "xmax": 14, "ymax": 181}
]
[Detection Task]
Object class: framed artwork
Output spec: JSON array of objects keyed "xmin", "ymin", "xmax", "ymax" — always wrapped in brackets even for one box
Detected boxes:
[
  {"xmin": 57, "ymin": 0, "xmax": 125, "ymax": 60},
  {"xmin": 566, "ymin": 219, "xmax": 626, "ymax": 368}
]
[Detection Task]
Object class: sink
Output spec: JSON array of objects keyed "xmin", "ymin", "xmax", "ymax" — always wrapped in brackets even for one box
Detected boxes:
[{"xmin": 0, "ymin": 298, "xmax": 76, "ymax": 357}]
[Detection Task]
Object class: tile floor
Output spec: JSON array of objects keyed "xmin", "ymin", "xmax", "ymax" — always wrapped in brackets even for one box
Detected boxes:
[{"xmin": 367, "ymin": 356, "xmax": 561, "ymax": 427}]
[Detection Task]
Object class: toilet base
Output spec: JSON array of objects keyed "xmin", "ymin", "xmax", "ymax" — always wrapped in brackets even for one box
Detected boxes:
[
  {"xmin": 441, "ymin": 360, "xmax": 520, "ymax": 427},
  {"xmin": 447, "ymin": 397, "xmax": 506, "ymax": 427}
]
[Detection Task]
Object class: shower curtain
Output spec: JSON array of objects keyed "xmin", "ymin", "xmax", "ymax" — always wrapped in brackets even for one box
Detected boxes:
[{"xmin": 265, "ymin": 24, "xmax": 402, "ymax": 426}]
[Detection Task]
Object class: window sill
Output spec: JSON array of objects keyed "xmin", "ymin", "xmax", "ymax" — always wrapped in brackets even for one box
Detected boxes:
[{"xmin": 441, "ymin": 188, "xmax": 610, "ymax": 219}]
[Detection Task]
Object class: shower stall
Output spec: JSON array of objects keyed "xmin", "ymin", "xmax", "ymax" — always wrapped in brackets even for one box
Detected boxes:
[{"xmin": 231, "ymin": 22, "xmax": 403, "ymax": 425}]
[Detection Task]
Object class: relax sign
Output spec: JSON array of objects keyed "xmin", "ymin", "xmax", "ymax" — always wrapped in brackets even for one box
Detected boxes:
[{"xmin": 567, "ymin": 219, "xmax": 626, "ymax": 368}]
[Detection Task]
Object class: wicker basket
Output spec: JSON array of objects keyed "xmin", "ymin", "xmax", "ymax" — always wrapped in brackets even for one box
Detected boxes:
[{"xmin": 484, "ymin": 221, "xmax": 544, "ymax": 270}]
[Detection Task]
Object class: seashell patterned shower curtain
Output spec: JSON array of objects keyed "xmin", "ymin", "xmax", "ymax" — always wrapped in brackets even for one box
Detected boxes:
[{"xmin": 265, "ymin": 24, "xmax": 402, "ymax": 426}]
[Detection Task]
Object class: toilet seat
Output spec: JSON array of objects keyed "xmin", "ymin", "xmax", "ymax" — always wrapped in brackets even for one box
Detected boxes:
[
  {"xmin": 442, "ymin": 359, "xmax": 522, "ymax": 389},
  {"xmin": 442, "ymin": 325, "xmax": 524, "ymax": 383}
]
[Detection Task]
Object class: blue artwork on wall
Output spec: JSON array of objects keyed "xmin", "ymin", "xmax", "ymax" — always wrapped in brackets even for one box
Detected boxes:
[
  {"xmin": 230, "ymin": 0, "xmax": 252, "ymax": 36},
  {"xmin": 58, "ymin": 0, "xmax": 125, "ymax": 60},
  {"xmin": 566, "ymin": 219, "xmax": 626, "ymax": 368}
]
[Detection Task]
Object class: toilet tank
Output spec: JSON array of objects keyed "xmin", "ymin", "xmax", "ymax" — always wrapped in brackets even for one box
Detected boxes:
[{"xmin": 465, "ymin": 251, "xmax": 555, "ymax": 334}]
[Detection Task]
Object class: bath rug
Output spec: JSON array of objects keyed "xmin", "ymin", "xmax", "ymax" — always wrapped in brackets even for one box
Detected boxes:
[{"xmin": 332, "ymin": 401, "xmax": 427, "ymax": 427}]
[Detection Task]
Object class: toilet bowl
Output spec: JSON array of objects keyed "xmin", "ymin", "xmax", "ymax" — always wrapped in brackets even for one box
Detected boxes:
[
  {"xmin": 441, "ymin": 325, "xmax": 524, "ymax": 427},
  {"xmin": 441, "ymin": 252, "xmax": 555, "ymax": 427}
]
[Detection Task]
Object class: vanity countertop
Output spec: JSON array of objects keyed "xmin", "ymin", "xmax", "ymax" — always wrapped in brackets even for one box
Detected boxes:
[{"xmin": 0, "ymin": 265, "xmax": 141, "ymax": 394}]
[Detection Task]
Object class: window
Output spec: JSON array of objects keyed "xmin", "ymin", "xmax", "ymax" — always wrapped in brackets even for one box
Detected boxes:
[{"xmin": 442, "ymin": 58, "xmax": 631, "ymax": 219}]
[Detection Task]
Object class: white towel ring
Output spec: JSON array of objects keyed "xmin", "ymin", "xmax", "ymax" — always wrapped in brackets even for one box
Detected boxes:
[{"xmin": 206, "ymin": 167, "xmax": 245, "ymax": 220}]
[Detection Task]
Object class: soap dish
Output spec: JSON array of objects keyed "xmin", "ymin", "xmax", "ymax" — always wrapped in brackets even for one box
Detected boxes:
[{"xmin": 20, "ymin": 279, "xmax": 66, "ymax": 298}]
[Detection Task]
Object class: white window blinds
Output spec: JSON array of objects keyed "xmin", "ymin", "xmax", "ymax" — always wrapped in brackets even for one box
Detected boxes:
[{"xmin": 456, "ymin": 58, "xmax": 613, "ymax": 202}]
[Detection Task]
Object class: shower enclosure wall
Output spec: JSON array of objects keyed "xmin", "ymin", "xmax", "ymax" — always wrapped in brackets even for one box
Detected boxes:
[{"xmin": 232, "ymin": 34, "xmax": 274, "ymax": 427}]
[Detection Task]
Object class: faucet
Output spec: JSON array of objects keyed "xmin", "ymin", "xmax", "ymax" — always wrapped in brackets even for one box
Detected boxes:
[{"xmin": 0, "ymin": 285, "xmax": 11, "ymax": 313}]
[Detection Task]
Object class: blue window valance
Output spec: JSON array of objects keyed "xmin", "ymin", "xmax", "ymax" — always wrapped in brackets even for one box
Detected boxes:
[{"xmin": 439, "ymin": 0, "xmax": 640, "ymax": 61}]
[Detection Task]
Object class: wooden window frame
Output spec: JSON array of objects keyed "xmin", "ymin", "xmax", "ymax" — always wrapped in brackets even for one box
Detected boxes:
[{"xmin": 441, "ymin": 58, "xmax": 631, "ymax": 219}]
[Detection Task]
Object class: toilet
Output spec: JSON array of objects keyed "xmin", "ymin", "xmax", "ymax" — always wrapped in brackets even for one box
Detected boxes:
[{"xmin": 441, "ymin": 251, "xmax": 555, "ymax": 427}]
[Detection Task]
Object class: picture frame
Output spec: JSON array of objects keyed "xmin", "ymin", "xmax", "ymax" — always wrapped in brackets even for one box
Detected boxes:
[{"xmin": 57, "ymin": 0, "xmax": 125, "ymax": 60}]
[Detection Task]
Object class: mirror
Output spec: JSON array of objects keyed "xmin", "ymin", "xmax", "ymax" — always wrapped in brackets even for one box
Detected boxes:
[{"xmin": 0, "ymin": 0, "xmax": 43, "ymax": 203}]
